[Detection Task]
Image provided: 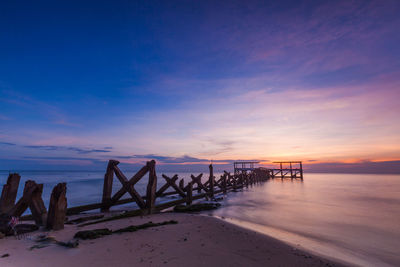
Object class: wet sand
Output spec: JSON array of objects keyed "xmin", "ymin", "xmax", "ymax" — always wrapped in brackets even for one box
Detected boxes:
[{"xmin": 0, "ymin": 212, "xmax": 347, "ymax": 267}]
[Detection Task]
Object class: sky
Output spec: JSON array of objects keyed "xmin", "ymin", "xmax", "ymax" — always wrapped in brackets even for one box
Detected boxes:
[{"xmin": 1, "ymin": 0, "xmax": 400, "ymax": 173}]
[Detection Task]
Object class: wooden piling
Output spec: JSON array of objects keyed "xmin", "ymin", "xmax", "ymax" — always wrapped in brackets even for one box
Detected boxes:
[
  {"xmin": 186, "ymin": 182, "xmax": 193, "ymax": 206},
  {"xmin": 145, "ymin": 160, "xmax": 157, "ymax": 214},
  {"xmin": 46, "ymin": 183, "xmax": 67, "ymax": 230},
  {"xmin": 209, "ymin": 164, "xmax": 214, "ymax": 198},
  {"xmin": 222, "ymin": 174, "xmax": 227, "ymax": 194},
  {"xmin": 29, "ymin": 184, "xmax": 47, "ymax": 226},
  {"xmin": 101, "ymin": 160, "xmax": 118, "ymax": 212},
  {"xmin": 0, "ymin": 173, "xmax": 21, "ymax": 214},
  {"xmin": 300, "ymin": 162, "xmax": 303, "ymax": 179}
]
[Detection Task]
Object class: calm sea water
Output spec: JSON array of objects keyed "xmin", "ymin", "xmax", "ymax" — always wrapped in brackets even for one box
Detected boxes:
[
  {"xmin": 212, "ymin": 173, "xmax": 400, "ymax": 267},
  {"xmin": 0, "ymin": 171, "xmax": 399, "ymax": 266}
]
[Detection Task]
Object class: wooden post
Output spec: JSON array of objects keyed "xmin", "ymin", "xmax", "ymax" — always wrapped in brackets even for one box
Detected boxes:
[
  {"xmin": 179, "ymin": 179, "xmax": 184, "ymax": 191},
  {"xmin": 0, "ymin": 173, "xmax": 21, "ymax": 214},
  {"xmin": 290, "ymin": 162, "xmax": 293, "ymax": 178},
  {"xmin": 101, "ymin": 160, "xmax": 118, "ymax": 212},
  {"xmin": 145, "ymin": 160, "xmax": 157, "ymax": 214},
  {"xmin": 222, "ymin": 174, "xmax": 227, "ymax": 194},
  {"xmin": 29, "ymin": 184, "xmax": 47, "ymax": 226},
  {"xmin": 209, "ymin": 164, "xmax": 214, "ymax": 198},
  {"xmin": 47, "ymin": 183, "xmax": 67, "ymax": 230},
  {"xmin": 186, "ymin": 182, "xmax": 193, "ymax": 206},
  {"xmin": 300, "ymin": 162, "xmax": 303, "ymax": 180}
]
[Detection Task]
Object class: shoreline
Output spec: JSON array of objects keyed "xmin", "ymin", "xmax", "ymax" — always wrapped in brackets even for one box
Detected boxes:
[
  {"xmin": 212, "ymin": 215, "xmax": 361, "ymax": 267},
  {"xmin": 0, "ymin": 212, "xmax": 347, "ymax": 267}
]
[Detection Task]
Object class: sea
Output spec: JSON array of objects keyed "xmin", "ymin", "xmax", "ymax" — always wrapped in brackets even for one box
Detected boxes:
[{"xmin": 0, "ymin": 170, "xmax": 399, "ymax": 267}]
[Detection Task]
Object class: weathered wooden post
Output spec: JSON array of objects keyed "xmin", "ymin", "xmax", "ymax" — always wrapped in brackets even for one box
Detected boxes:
[
  {"xmin": 222, "ymin": 174, "xmax": 227, "ymax": 194},
  {"xmin": 101, "ymin": 160, "xmax": 118, "ymax": 212},
  {"xmin": 290, "ymin": 162, "xmax": 293, "ymax": 179},
  {"xmin": 300, "ymin": 162, "xmax": 303, "ymax": 180},
  {"xmin": 145, "ymin": 160, "xmax": 157, "ymax": 214},
  {"xmin": 186, "ymin": 182, "xmax": 193, "ymax": 206},
  {"xmin": 209, "ymin": 164, "xmax": 214, "ymax": 198},
  {"xmin": 29, "ymin": 184, "xmax": 47, "ymax": 226},
  {"xmin": 179, "ymin": 179, "xmax": 184, "ymax": 191},
  {"xmin": 47, "ymin": 183, "xmax": 67, "ymax": 230},
  {"xmin": 0, "ymin": 173, "xmax": 21, "ymax": 214}
]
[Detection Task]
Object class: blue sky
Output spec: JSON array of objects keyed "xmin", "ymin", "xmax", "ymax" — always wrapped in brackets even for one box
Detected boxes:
[{"xmin": 1, "ymin": 0, "xmax": 400, "ymax": 172}]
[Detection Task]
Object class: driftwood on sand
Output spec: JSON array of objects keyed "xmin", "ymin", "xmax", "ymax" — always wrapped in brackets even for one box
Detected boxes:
[{"xmin": 74, "ymin": 220, "xmax": 178, "ymax": 240}]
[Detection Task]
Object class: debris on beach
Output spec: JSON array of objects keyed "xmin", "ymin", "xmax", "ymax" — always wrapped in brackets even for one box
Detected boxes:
[
  {"xmin": 78, "ymin": 209, "xmax": 143, "ymax": 227},
  {"xmin": 173, "ymin": 203, "xmax": 221, "ymax": 212},
  {"xmin": 74, "ymin": 220, "xmax": 178, "ymax": 240},
  {"xmin": 74, "ymin": 229, "xmax": 112, "ymax": 240},
  {"xmin": 30, "ymin": 234, "xmax": 80, "ymax": 250},
  {"xmin": 113, "ymin": 220, "xmax": 178, "ymax": 233},
  {"xmin": 65, "ymin": 214, "xmax": 104, "ymax": 225},
  {"xmin": 0, "ymin": 214, "xmax": 39, "ymax": 236}
]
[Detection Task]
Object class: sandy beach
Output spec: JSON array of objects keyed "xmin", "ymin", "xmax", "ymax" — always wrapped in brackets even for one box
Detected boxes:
[{"xmin": 0, "ymin": 212, "xmax": 346, "ymax": 267}]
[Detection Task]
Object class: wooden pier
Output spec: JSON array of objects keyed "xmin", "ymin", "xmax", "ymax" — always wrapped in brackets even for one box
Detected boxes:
[
  {"xmin": 233, "ymin": 161, "xmax": 259, "ymax": 175},
  {"xmin": 0, "ymin": 159, "xmax": 303, "ymax": 233},
  {"xmin": 269, "ymin": 161, "xmax": 303, "ymax": 179},
  {"xmin": 234, "ymin": 161, "xmax": 303, "ymax": 179}
]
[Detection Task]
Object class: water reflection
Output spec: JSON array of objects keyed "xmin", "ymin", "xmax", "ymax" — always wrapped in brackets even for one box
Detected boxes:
[{"xmin": 212, "ymin": 173, "xmax": 400, "ymax": 267}]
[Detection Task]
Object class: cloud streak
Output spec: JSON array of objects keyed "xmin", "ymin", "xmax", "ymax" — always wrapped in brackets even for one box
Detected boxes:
[
  {"xmin": 0, "ymin": 142, "xmax": 16, "ymax": 146},
  {"xmin": 23, "ymin": 145, "xmax": 112, "ymax": 154}
]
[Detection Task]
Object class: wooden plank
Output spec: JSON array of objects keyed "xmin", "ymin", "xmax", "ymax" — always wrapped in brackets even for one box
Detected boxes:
[
  {"xmin": 186, "ymin": 182, "xmax": 193, "ymax": 205},
  {"xmin": 145, "ymin": 160, "xmax": 157, "ymax": 214},
  {"xmin": 109, "ymin": 164, "xmax": 149, "ymax": 207},
  {"xmin": 209, "ymin": 164, "xmax": 214, "ymax": 198},
  {"xmin": 156, "ymin": 174, "xmax": 178, "ymax": 197},
  {"xmin": 101, "ymin": 160, "xmax": 118, "ymax": 212},
  {"xmin": 46, "ymin": 183, "xmax": 67, "ymax": 230},
  {"xmin": 162, "ymin": 175, "xmax": 186, "ymax": 198},
  {"xmin": 0, "ymin": 173, "xmax": 20, "ymax": 214},
  {"xmin": 179, "ymin": 179, "xmax": 184, "ymax": 191},
  {"xmin": 113, "ymin": 165, "xmax": 146, "ymax": 209}
]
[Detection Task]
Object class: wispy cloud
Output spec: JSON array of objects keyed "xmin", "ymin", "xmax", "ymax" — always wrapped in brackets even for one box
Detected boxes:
[
  {"xmin": 128, "ymin": 154, "xmax": 260, "ymax": 165},
  {"xmin": 0, "ymin": 142, "xmax": 16, "ymax": 146},
  {"xmin": 24, "ymin": 145, "xmax": 112, "ymax": 154},
  {"xmin": 23, "ymin": 156, "xmax": 104, "ymax": 163}
]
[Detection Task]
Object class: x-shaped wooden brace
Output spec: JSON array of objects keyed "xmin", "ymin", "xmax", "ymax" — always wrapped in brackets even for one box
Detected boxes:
[
  {"xmin": 156, "ymin": 175, "xmax": 186, "ymax": 198},
  {"xmin": 109, "ymin": 164, "xmax": 148, "ymax": 209},
  {"xmin": 190, "ymin": 173, "xmax": 208, "ymax": 193}
]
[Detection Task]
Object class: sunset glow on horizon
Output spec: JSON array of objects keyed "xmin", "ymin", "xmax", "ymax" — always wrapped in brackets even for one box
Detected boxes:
[{"xmin": 1, "ymin": 1, "xmax": 400, "ymax": 172}]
